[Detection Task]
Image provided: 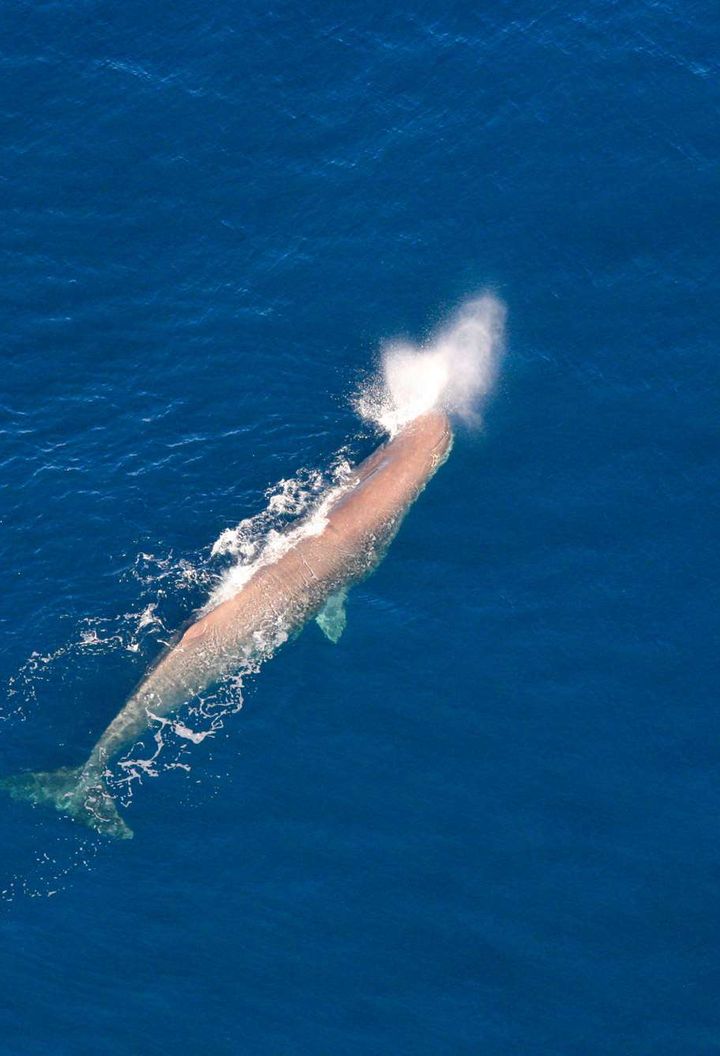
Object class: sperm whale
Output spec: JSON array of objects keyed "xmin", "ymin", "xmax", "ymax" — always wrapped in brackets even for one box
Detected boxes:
[{"xmin": 2, "ymin": 411, "xmax": 452, "ymax": 838}]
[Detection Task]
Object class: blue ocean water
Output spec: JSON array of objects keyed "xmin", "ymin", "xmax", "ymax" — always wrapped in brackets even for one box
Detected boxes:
[{"xmin": 1, "ymin": 1, "xmax": 718, "ymax": 1052}]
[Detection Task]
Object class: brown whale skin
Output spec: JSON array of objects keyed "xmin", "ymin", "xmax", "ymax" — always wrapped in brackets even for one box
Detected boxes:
[{"xmin": 86, "ymin": 411, "xmax": 452, "ymax": 768}]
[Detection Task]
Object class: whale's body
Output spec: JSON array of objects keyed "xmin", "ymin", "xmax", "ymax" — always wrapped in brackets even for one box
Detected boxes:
[{"xmin": 2, "ymin": 412, "xmax": 452, "ymax": 838}]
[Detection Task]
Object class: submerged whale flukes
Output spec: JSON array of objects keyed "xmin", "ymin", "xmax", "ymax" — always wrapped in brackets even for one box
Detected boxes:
[{"xmin": 1, "ymin": 765, "xmax": 133, "ymax": 839}]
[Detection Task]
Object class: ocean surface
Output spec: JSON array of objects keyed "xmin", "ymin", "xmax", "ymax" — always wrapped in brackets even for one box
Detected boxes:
[{"xmin": 1, "ymin": 2, "xmax": 718, "ymax": 1053}]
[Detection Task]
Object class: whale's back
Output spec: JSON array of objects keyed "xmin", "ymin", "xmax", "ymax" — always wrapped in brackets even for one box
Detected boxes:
[{"xmin": 180, "ymin": 412, "xmax": 452, "ymax": 665}]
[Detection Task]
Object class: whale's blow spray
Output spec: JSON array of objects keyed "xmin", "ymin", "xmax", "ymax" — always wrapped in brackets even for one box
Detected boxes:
[{"xmin": 355, "ymin": 295, "xmax": 506, "ymax": 436}]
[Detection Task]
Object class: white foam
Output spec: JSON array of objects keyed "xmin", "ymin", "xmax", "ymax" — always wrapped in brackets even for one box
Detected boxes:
[
  {"xmin": 205, "ymin": 456, "xmax": 353, "ymax": 612},
  {"xmin": 354, "ymin": 294, "xmax": 506, "ymax": 436}
]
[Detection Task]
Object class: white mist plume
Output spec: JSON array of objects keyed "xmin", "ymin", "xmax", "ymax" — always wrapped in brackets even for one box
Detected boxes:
[{"xmin": 355, "ymin": 294, "xmax": 506, "ymax": 436}]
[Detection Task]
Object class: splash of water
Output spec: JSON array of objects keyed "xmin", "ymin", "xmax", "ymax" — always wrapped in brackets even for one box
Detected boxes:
[
  {"xmin": 205, "ymin": 454, "xmax": 353, "ymax": 611},
  {"xmin": 354, "ymin": 294, "xmax": 506, "ymax": 436}
]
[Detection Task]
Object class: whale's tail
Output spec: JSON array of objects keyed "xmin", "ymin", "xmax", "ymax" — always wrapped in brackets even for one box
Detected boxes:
[{"xmin": 0, "ymin": 764, "xmax": 133, "ymax": 839}]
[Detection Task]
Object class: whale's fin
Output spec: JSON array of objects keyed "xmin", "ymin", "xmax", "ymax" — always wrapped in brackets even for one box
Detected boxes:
[
  {"xmin": 315, "ymin": 588, "xmax": 348, "ymax": 644},
  {"xmin": 0, "ymin": 765, "xmax": 133, "ymax": 839}
]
